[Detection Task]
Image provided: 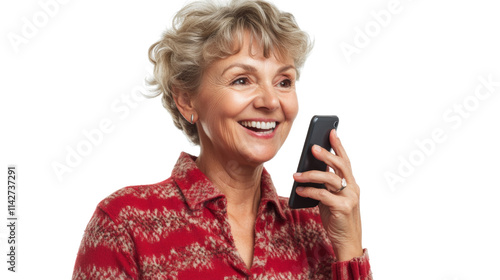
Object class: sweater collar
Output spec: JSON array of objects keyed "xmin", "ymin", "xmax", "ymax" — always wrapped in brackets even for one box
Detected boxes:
[{"xmin": 172, "ymin": 152, "xmax": 286, "ymax": 220}]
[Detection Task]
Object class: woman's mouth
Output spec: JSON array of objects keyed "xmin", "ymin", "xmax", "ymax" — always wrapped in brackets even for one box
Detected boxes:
[{"xmin": 239, "ymin": 121, "xmax": 278, "ymax": 135}]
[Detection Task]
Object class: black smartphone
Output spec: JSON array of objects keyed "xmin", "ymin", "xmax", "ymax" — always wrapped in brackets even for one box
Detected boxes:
[{"xmin": 288, "ymin": 115, "xmax": 339, "ymax": 209}]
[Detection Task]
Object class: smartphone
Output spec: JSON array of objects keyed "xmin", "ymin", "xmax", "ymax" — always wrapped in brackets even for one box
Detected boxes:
[{"xmin": 288, "ymin": 115, "xmax": 339, "ymax": 209}]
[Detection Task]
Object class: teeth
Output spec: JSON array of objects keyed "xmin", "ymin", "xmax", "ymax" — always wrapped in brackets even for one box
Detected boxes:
[{"xmin": 241, "ymin": 121, "xmax": 277, "ymax": 130}]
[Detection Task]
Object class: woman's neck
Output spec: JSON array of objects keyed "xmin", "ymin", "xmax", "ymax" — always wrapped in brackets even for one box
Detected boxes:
[{"xmin": 195, "ymin": 149, "xmax": 262, "ymax": 217}]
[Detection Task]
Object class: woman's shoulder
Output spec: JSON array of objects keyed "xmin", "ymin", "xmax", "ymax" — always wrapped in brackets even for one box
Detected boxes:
[{"xmin": 96, "ymin": 177, "xmax": 183, "ymax": 220}]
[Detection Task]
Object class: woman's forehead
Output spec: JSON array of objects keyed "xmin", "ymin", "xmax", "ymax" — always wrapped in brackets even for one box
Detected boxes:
[{"xmin": 228, "ymin": 30, "xmax": 293, "ymax": 64}]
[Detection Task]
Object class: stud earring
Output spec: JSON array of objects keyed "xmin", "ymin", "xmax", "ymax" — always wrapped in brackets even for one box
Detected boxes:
[{"xmin": 191, "ymin": 114, "xmax": 194, "ymax": 124}]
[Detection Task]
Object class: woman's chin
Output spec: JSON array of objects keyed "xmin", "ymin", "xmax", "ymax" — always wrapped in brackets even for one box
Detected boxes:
[{"xmin": 241, "ymin": 146, "xmax": 280, "ymax": 166}]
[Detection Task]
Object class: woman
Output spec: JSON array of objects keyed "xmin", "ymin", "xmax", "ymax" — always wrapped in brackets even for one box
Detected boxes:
[{"xmin": 72, "ymin": 0, "xmax": 372, "ymax": 279}]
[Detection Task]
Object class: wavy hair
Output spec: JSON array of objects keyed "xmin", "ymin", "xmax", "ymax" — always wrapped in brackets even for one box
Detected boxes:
[{"xmin": 148, "ymin": 0, "xmax": 312, "ymax": 144}]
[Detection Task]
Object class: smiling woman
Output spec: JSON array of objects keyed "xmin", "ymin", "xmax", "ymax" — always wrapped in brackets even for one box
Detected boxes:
[
  {"xmin": 72, "ymin": 0, "xmax": 372, "ymax": 279},
  {"xmin": 187, "ymin": 32, "xmax": 299, "ymax": 167}
]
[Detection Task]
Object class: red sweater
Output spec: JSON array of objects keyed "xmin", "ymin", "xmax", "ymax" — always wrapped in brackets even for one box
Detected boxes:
[{"xmin": 73, "ymin": 152, "xmax": 372, "ymax": 279}]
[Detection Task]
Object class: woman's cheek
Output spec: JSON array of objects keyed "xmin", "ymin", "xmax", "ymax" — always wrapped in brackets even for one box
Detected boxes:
[{"xmin": 283, "ymin": 92, "xmax": 299, "ymax": 121}]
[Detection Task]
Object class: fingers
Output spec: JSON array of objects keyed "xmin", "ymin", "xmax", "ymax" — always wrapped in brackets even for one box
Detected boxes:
[
  {"xmin": 295, "ymin": 184, "xmax": 359, "ymax": 213},
  {"xmin": 295, "ymin": 185, "xmax": 343, "ymax": 207},
  {"xmin": 294, "ymin": 129, "xmax": 358, "ymax": 198},
  {"xmin": 330, "ymin": 129, "xmax": 350, "ymax": 166},
  {"xmin": 293, "ymin": 171, "xmax": 344, "ymax": 193},
  {"xmin": 310, "ymin": 142, "xmax": 354, "ymax": 183}
]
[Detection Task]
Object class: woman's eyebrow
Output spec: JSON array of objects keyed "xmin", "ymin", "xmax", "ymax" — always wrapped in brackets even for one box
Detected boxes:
[
  {"xmin": 221, "ymin": 63, "xmax": 296, "ymax": 75},
  {"xmin": 278, "ymin": 65, "xmax": 297, "ymax": 74},
  {"xmin": 221, "ymin": 63, "xmax": 257, "ymax": 75}
]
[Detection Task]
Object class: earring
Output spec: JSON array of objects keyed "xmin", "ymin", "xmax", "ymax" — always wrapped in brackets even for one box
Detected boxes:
[{"xmin": 190, "ymin": 114, "xmax": 194, "ymax": 124}]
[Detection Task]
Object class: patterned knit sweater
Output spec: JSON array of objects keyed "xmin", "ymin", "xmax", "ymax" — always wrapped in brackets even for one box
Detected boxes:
[{"xmin": 72, "ymin": 152, "xmax": 372, "ymax": 279}]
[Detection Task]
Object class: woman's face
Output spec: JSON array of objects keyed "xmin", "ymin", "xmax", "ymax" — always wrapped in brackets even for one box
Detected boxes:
[{"xmin": 194, "ymin": 32, "xmax": 298, "ymax": 166}]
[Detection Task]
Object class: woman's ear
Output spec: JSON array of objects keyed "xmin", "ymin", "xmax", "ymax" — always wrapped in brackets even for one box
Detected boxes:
[{"xmin": 172, "ymin": 87, "xmax": 196, "ymax": 124}]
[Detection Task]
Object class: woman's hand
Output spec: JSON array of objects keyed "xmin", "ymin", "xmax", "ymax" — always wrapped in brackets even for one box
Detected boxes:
[{"xmin": 293, "ymin": 129, "xmax": 363, "ymax": 262}]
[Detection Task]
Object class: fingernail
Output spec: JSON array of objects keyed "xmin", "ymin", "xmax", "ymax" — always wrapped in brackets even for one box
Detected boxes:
[
  {"xmin": 294, "ymin": 172, "xmax": 302, "ymax": 177},
  {"xmin": 333, "ymin": 129, "xmax": 338, "ymax": 138},
  {"xmin": 296, "ymin": 187, "xmax": 304, "ymax": 192},
  {"xmin": 313, "ymin": 145, "xmax": 321, "ymax": 153}
]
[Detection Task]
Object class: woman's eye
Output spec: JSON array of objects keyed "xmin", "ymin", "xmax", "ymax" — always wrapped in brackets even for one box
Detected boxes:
[
  {"xmin": 278, "ymin": 79, "xmax": 292, "ymax": 88},
  {"xmin": 231, "ymin": 78, "xmax": 249, "ymax": 85}
]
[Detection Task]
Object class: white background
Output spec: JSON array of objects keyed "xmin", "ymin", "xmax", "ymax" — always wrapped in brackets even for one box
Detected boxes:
[{"xmin": 1, "ymin": 0, "xmax": 500, "ymax": 279}]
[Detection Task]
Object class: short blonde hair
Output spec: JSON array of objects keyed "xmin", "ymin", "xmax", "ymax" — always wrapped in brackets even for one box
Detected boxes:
[{"xmin": 148, "ymin": 0, "xmax": 312, "ymax": 145}]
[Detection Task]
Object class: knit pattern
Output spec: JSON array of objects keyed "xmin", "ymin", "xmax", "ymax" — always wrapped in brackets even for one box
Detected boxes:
[{"xmin": 73, "ymin": 152, "xmax": 372, "ymax": 280}]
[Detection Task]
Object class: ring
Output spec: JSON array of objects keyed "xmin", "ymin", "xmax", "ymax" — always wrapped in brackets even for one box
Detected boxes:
[{"xmin": 335, "ymin": 178, "xmax": 347, "ymax": 193}]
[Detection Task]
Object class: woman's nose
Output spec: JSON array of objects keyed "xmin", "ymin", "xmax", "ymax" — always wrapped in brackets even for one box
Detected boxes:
[{"xmin": 253, "ymin": 84, "xmax": 280, "ymax": 111}]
